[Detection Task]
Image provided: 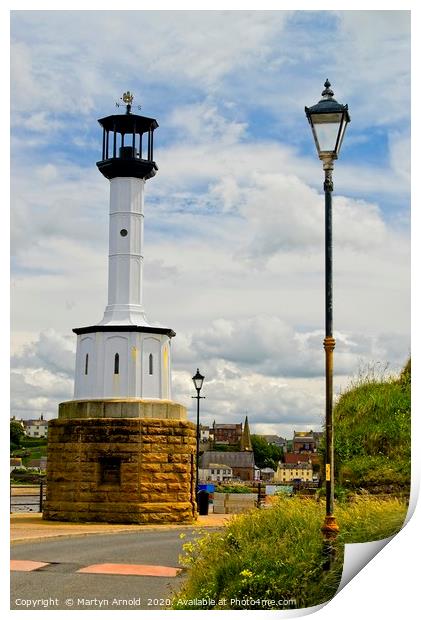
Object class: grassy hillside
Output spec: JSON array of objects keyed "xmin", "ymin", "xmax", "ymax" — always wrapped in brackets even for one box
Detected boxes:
[
  {"xmin": 171, "ymin": 362, "xmax": 410, "ymax": 610},
  {"xmin": 333, "ymin": 360, "xmax": 411, "ymax": 493},
  {"xmin": 172, "ymin": 496, "xmax": 407, "ymax": 610}
]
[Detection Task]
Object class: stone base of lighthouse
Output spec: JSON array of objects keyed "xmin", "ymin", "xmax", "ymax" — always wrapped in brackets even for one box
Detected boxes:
[{"xmin": 43, "ymin": 400, "xmax": 197, "ymax": 524}]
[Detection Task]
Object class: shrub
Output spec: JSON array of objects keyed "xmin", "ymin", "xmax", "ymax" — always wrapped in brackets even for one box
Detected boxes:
[
  {"xmin": 215, "ymin": 485, "xmax": 253, "ymax": 494},
  {"xmin": 21, "ymin": 438, "xmax": 48, "ymax": 448}
]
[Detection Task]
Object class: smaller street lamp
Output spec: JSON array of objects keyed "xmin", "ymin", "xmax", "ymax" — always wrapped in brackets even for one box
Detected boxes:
[
  {"xmin": 192, "ymin": 368, "xmax": 205, "ymax": 393},
  {"xmin": 192, "ymin": 369, "xmax": 205, "ymax": 501},
  {"xmin": 305, "ymin": 80, "xmax": 350, "ymax": 569}
]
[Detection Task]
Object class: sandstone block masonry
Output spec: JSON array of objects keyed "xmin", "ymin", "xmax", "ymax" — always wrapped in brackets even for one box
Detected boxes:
[{"xmin": 43, "ymin": 413, "xmax": 197, "ymax": 524}]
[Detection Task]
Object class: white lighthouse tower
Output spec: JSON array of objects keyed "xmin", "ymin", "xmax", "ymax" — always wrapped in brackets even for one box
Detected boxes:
[
  {"xmin": 73, "ymin": 92, "xmax": 173, "ymax": 401},
  {"xmin": 44, "ymin": 93, "xmax": 196, "ymax": 524}
]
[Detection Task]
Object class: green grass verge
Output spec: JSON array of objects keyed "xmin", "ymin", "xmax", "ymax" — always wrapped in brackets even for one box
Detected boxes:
[
  {"xmin": 171, "ymin": 496, "xmax": 407, "ymax": 610},
  {"xmin": 333, "ymin": 360, "xmax": 411, "ymax": 492},
  {"xmin": 11, "ymin": 443, "xmax": 47, "ymax": 466}
]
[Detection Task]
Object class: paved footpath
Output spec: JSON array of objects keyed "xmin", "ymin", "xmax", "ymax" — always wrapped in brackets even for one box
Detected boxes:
[
  {"xmin": 10, "ymin": 512, "xmax": 234, "ymax": 611},
  {"xmin": 11, "ymin": 511, "xmax": 233, "ymax": 543}
]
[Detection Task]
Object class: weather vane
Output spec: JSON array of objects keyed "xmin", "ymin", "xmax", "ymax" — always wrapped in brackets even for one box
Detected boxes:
[{"xmin": 115, "ymin": 91, "xmax": 141, "ymax": 114}]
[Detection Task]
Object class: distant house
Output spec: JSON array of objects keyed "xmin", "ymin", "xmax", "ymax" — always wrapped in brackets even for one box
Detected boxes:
[
  {"xmin": 199, "ymin": 463, "xmax": 233, "ymax": 483},
  {"xmin": 284, "ymin": 453, "xmax": 320, "ymax": 466},
  {"xmin": 10, "ymin": 458, "xmax": 23, "ymax": 473},
  {"xmin": 212, "ymin": 417, "xmax": 252, "ymax": 450},
  {"xmin": 260, "ymin": 467, "xmax": 275, "ymax": 481},
  {"xmin": 213, "ymin": 423, "xmax": 243, "ymax": 446},
  {"xmin": 200, "ymin": 451, "xmax": 256, "ymax": 482},
  {"xmin": 27, "ymin": 457, "xmax": 47, "ymax": 471},
  {"xmin": 262, "ymin": 435, "xmax": 287, "ymax": 450},
  {"xmin": 200, "ymin": 425, "xmax": 211, "ymax": 443},
  {"xmin": 274, "ymin": 462, "xmax": 313, "ymax": 483},
  {"xmin": 292, "ymin": 431, "xmax": 318, "ymax": 454},
  {"xmin": 23, "ymin": 415, "xmax": 48, "ymax": 438}
]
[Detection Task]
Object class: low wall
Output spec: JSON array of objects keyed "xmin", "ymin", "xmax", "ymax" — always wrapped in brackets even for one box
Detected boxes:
[{"xmin": 213, "ymin": 492, "xmax": 257, "ymax": 514}]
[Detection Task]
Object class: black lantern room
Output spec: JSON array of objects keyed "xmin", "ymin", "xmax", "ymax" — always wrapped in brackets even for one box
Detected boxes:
[{"xmin": 96, "ymin": 91, "xmax": 159, "ymax": 181}]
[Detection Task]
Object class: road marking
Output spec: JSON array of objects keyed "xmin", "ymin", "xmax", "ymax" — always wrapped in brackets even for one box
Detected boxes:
[
  {"xmin": 10, "ymin": 560, "xmax": 50, "ymax": 572},
  {"xmin": 77, "ymin": 563, "xmax": 182, "ymax": 577}
]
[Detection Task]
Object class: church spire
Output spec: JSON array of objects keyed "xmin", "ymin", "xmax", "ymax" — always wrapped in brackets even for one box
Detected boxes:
[{"xmin": 241, "ymin": 415, "xmax": 252, "ymax": 451}]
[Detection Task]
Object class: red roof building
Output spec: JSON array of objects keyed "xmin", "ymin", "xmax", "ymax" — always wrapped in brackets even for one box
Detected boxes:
[{"xmin": 284, "ymin": 452, "xmax": 320, "ymax": 466}]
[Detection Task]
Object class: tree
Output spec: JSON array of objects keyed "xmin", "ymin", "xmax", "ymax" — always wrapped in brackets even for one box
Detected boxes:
[
  {"xmin": 10, "ymin": 420, "xmax": 25, "ymax": 450},
  {"xmin": 251, "ymin": 435, "xmax": 283, "ymax": 470}
]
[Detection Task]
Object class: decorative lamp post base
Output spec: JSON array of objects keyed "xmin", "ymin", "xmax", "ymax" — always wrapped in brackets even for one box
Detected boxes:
[
  {"xmin": 321, "ymin": 514, "xmax": 339, "ymax": 539},
  {"xmin": 321, "ymin": 515, "xmax": 340, "ymax": 571}
]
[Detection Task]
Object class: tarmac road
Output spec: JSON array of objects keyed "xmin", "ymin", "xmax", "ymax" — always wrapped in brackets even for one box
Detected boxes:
[{"xmin": 11, "ymin": 528, "xmax": 205, "ymax": 610}]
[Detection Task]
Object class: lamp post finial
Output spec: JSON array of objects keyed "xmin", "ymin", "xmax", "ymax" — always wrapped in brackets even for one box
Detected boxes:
[{"xmin": 322, "ymin": 79, "xmax": 334, "ymax": 98}]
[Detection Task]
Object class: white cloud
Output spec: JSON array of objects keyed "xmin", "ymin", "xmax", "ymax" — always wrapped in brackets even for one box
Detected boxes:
[
  {"xmin": 154, "ymin": 133, "xmax": 409, "ymax": 217},
  {"xmin": 177, "ymin": 316, "xmax": 409, "ymax": 379},
  {"xmin": 168, "ymin": 102, "xmax": 247, "ymax": 145},
  {"xmin": 12, "ymin": 329, "xmax": 75, "ymax": 376},
  {"xmin": 171, "ymin": 363, "xmax": 326, "ymax": 432},
  {"xmin": 11, "ymin": 160, "xmax": 107, "ymax": 257},
  {"xmin": 9, "ymin": 11, "xmax": 410, "ymax": 436},
  {"xmin": 11, "ymin": 11, "xmax": 288, "ymax": 122},
  {"xmin": 11, "ymin": 368, "xmax": 73, "ymax": 419},
  {"xmin": 335, "ymin": 11, "xmax": 410, "ymax": 126},
  {"xmin": 10, "ymin": 127, "xmax": 410, "ymax": 429},
  {"xmin": 389, "ymin": 131, "xmax": 410, "ymax": 184}
]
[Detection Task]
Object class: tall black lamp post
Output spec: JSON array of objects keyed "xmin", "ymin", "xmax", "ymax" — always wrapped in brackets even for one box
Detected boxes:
[
  {"xmin": 305, "ymin": 80, "xmax": 350, "ymax": 566},
  {"xmin": 192, "ymin": 369, "xmax": 205, "ymax": 500}
]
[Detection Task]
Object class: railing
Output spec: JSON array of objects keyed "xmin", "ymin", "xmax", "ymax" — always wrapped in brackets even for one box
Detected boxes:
[{"xmin": 10, "ymin": 482, "xmax": 46, "ymax": 513}]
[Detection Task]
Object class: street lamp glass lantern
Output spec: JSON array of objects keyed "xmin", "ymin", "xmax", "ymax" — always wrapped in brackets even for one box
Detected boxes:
[
  {"xmin": 305, "ymin": 80, "xmax": 350, "ymax": 160},
  {"xmin": 192, "ymin": 368, "xmax": 205, "ymax": 392}
]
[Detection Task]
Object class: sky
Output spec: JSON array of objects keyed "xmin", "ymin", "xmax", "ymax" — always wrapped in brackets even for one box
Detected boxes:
[{"xmin": 10, "ymin": 9, "xmax": 411, "ymax": 438}]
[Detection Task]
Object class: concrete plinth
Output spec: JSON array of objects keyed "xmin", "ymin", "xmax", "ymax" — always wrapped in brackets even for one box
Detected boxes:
[
  {"xmin": 43, "ymin": 400, "xmax": 197, "ymax": 524},
  {"xmin": 58, "ymin": 398, "xmax": 187, "ymax": 420}
]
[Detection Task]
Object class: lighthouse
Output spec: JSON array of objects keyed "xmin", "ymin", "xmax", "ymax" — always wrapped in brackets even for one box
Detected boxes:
[
  {"xmin": 44, "ymin": 94, "xmax": 196, "ymax": 524},
  {"xmin": 73, "ymin": 92, "xmax": 173, "ymax": 401}
]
